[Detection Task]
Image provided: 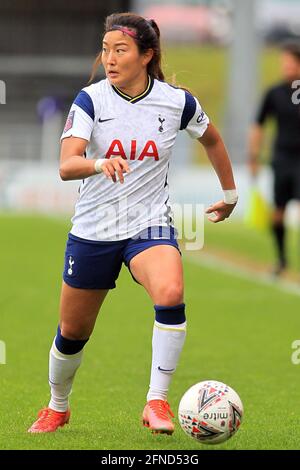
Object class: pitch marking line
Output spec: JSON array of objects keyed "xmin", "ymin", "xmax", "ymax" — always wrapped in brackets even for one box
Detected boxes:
[{"xmin": 184, "ymin": 251, "xmax": 300, "ymax": 298}]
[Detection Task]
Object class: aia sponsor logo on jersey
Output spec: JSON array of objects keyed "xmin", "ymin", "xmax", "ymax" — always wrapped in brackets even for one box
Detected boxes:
[{"xmin": 105, "ymin": 139, "xmax": 159, "ymax": 160}]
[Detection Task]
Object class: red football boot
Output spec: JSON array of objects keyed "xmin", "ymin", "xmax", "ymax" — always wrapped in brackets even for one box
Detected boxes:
[
  {"xmin": 28, "ymin": 407, "xmax": 70, "ymax": 433},
  {"xmin": 142, "ymin": 399, "xmax": 175, "ymax": 435}
]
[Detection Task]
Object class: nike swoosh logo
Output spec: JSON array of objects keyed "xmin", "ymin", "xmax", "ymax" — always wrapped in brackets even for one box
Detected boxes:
[
  {"xmin": 158, "ymin": 366, "xmax": 175, "ymax": 372},
  {"xmin": 98, "ymin": 118, "xmax": 115, "ymax": 123}
]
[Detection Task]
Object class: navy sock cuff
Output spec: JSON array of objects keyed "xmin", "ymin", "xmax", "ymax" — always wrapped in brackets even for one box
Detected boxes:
[
  {"xmin": 154, "ymin": 303, "xmax": 186, "ymax": 325},
  {"xmin": 55, "ymin": 325, "xmax": 89, "ymax": 355}
]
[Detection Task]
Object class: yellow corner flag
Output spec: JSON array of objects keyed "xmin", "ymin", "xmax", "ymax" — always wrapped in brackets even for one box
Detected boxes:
[{"xmin": 244, "ymin": 187, "xmax": 271, "ymax": 232}]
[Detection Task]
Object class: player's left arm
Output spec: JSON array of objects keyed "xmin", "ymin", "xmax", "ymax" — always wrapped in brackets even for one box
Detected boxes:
[{"xmin": 198, "ymin": 123, "xmax": 237, "ymax": 223}]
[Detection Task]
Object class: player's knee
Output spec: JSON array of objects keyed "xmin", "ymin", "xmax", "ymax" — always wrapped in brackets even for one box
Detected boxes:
[
  {"xmin": 272, "ymin": 207, "xmax": 285, "ymax": 224},
  {"xmin": 156, "ymin": 283, "xmax": 184, "ymax": 306}
]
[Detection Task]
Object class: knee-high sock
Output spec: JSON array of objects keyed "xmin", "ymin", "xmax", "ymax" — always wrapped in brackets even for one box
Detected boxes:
[
  {"xmin": 48, "ymin": 326, "xmax": 89, "ymax": 412},
  {"xmin": 48, "ymin": 341, "xmax": 82, "ymax": 412},
  {"xmin": 147, "ymin": 304, "xmax": 186, "ymax": 402}
]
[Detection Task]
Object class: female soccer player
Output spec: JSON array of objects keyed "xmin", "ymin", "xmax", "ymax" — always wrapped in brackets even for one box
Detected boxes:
[{"xmin": 28, "ymin": 12, "xmax": 238, "ymax": 435}]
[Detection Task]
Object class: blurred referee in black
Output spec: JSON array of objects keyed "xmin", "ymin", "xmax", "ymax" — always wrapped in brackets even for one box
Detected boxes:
[{"xmin": 249, "ymin": 41, "xmax": 300, "ymax": 275}]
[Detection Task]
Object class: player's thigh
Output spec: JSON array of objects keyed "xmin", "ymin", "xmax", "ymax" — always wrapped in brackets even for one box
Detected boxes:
[
  {"xmin": 59, "ymin": 281, "xmax": 109, "ymax": 339},
  {"xmin": 129, "ymin": 245, "xmax": 184, "ymax": 305}
]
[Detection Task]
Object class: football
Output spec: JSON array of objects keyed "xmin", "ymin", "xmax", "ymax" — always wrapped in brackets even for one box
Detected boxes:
[{"xmin": 178, "ymin": 380, "xmax": 243, "ymax": 444}]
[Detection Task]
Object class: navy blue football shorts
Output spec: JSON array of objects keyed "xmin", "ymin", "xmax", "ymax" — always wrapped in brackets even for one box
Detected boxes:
[
  {"xmin": 272, "ymin": 159, "xmax": 300, "ymax": 208},
  {"xmin": 63, "ymin": 226, "xmax": 181, "ymax": 289}
]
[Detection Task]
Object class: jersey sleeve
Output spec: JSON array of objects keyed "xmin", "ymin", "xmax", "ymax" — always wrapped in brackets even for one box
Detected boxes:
[
  {"xmin": 60, "ymin": 89, "xmax": 95, "ymax": 141},
  {"xmin": 180, "ymin": 91, "xmax": 209, "ymax": 139},
  {"xmin": 255, "ymin": 88, "xmax": 274, "ymax": 125}
]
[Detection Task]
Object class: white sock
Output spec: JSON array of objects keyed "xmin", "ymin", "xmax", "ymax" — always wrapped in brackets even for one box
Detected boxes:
[
  {"xmin": 147, "ymin": 320, "xmax": 187, "ymax": 402},
  {"xmin": 48, "ymin": 340, "xmax": 83, "ymax": 412}
]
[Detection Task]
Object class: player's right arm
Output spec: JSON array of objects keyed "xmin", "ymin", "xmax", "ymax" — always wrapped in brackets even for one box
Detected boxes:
[{"xmin": 59, "ymin": 136, "xmax": 130, "ymax": 183}]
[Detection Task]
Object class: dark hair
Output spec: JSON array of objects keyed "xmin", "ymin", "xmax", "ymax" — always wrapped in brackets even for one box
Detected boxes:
[
  {"xmin": 281, "ymin": 40, "xmax": 300, "ymax": 61},
  {"xmin": 89, "ymin": 12, "xmax": 164, "ymax": 83}
]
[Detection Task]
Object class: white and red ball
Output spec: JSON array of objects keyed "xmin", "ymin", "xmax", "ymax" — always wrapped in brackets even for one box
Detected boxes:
[{"xmin": 178, "ymin": 380, "xmax": 243, "ymax": 444}]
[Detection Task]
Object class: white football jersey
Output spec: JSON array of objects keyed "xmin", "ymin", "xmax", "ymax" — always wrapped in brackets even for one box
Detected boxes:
[{"xmin": 61, "ymin": 76, "xmax": 209, "ymax": 241}]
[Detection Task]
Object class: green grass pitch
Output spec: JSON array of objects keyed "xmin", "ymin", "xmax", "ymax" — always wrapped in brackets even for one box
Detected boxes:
[{"xmin": 1, "ymin": 214, "xmax": 300, "ymax": 450}]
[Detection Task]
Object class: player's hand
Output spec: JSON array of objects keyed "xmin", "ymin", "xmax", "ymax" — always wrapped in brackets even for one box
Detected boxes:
[
  {"xmin": 100, "ymin": 157, "xmax": 131, "ymax": 184},
  {"xmin": 205, "ymin": 200, "xmax": 237, "ymax": 223}
]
